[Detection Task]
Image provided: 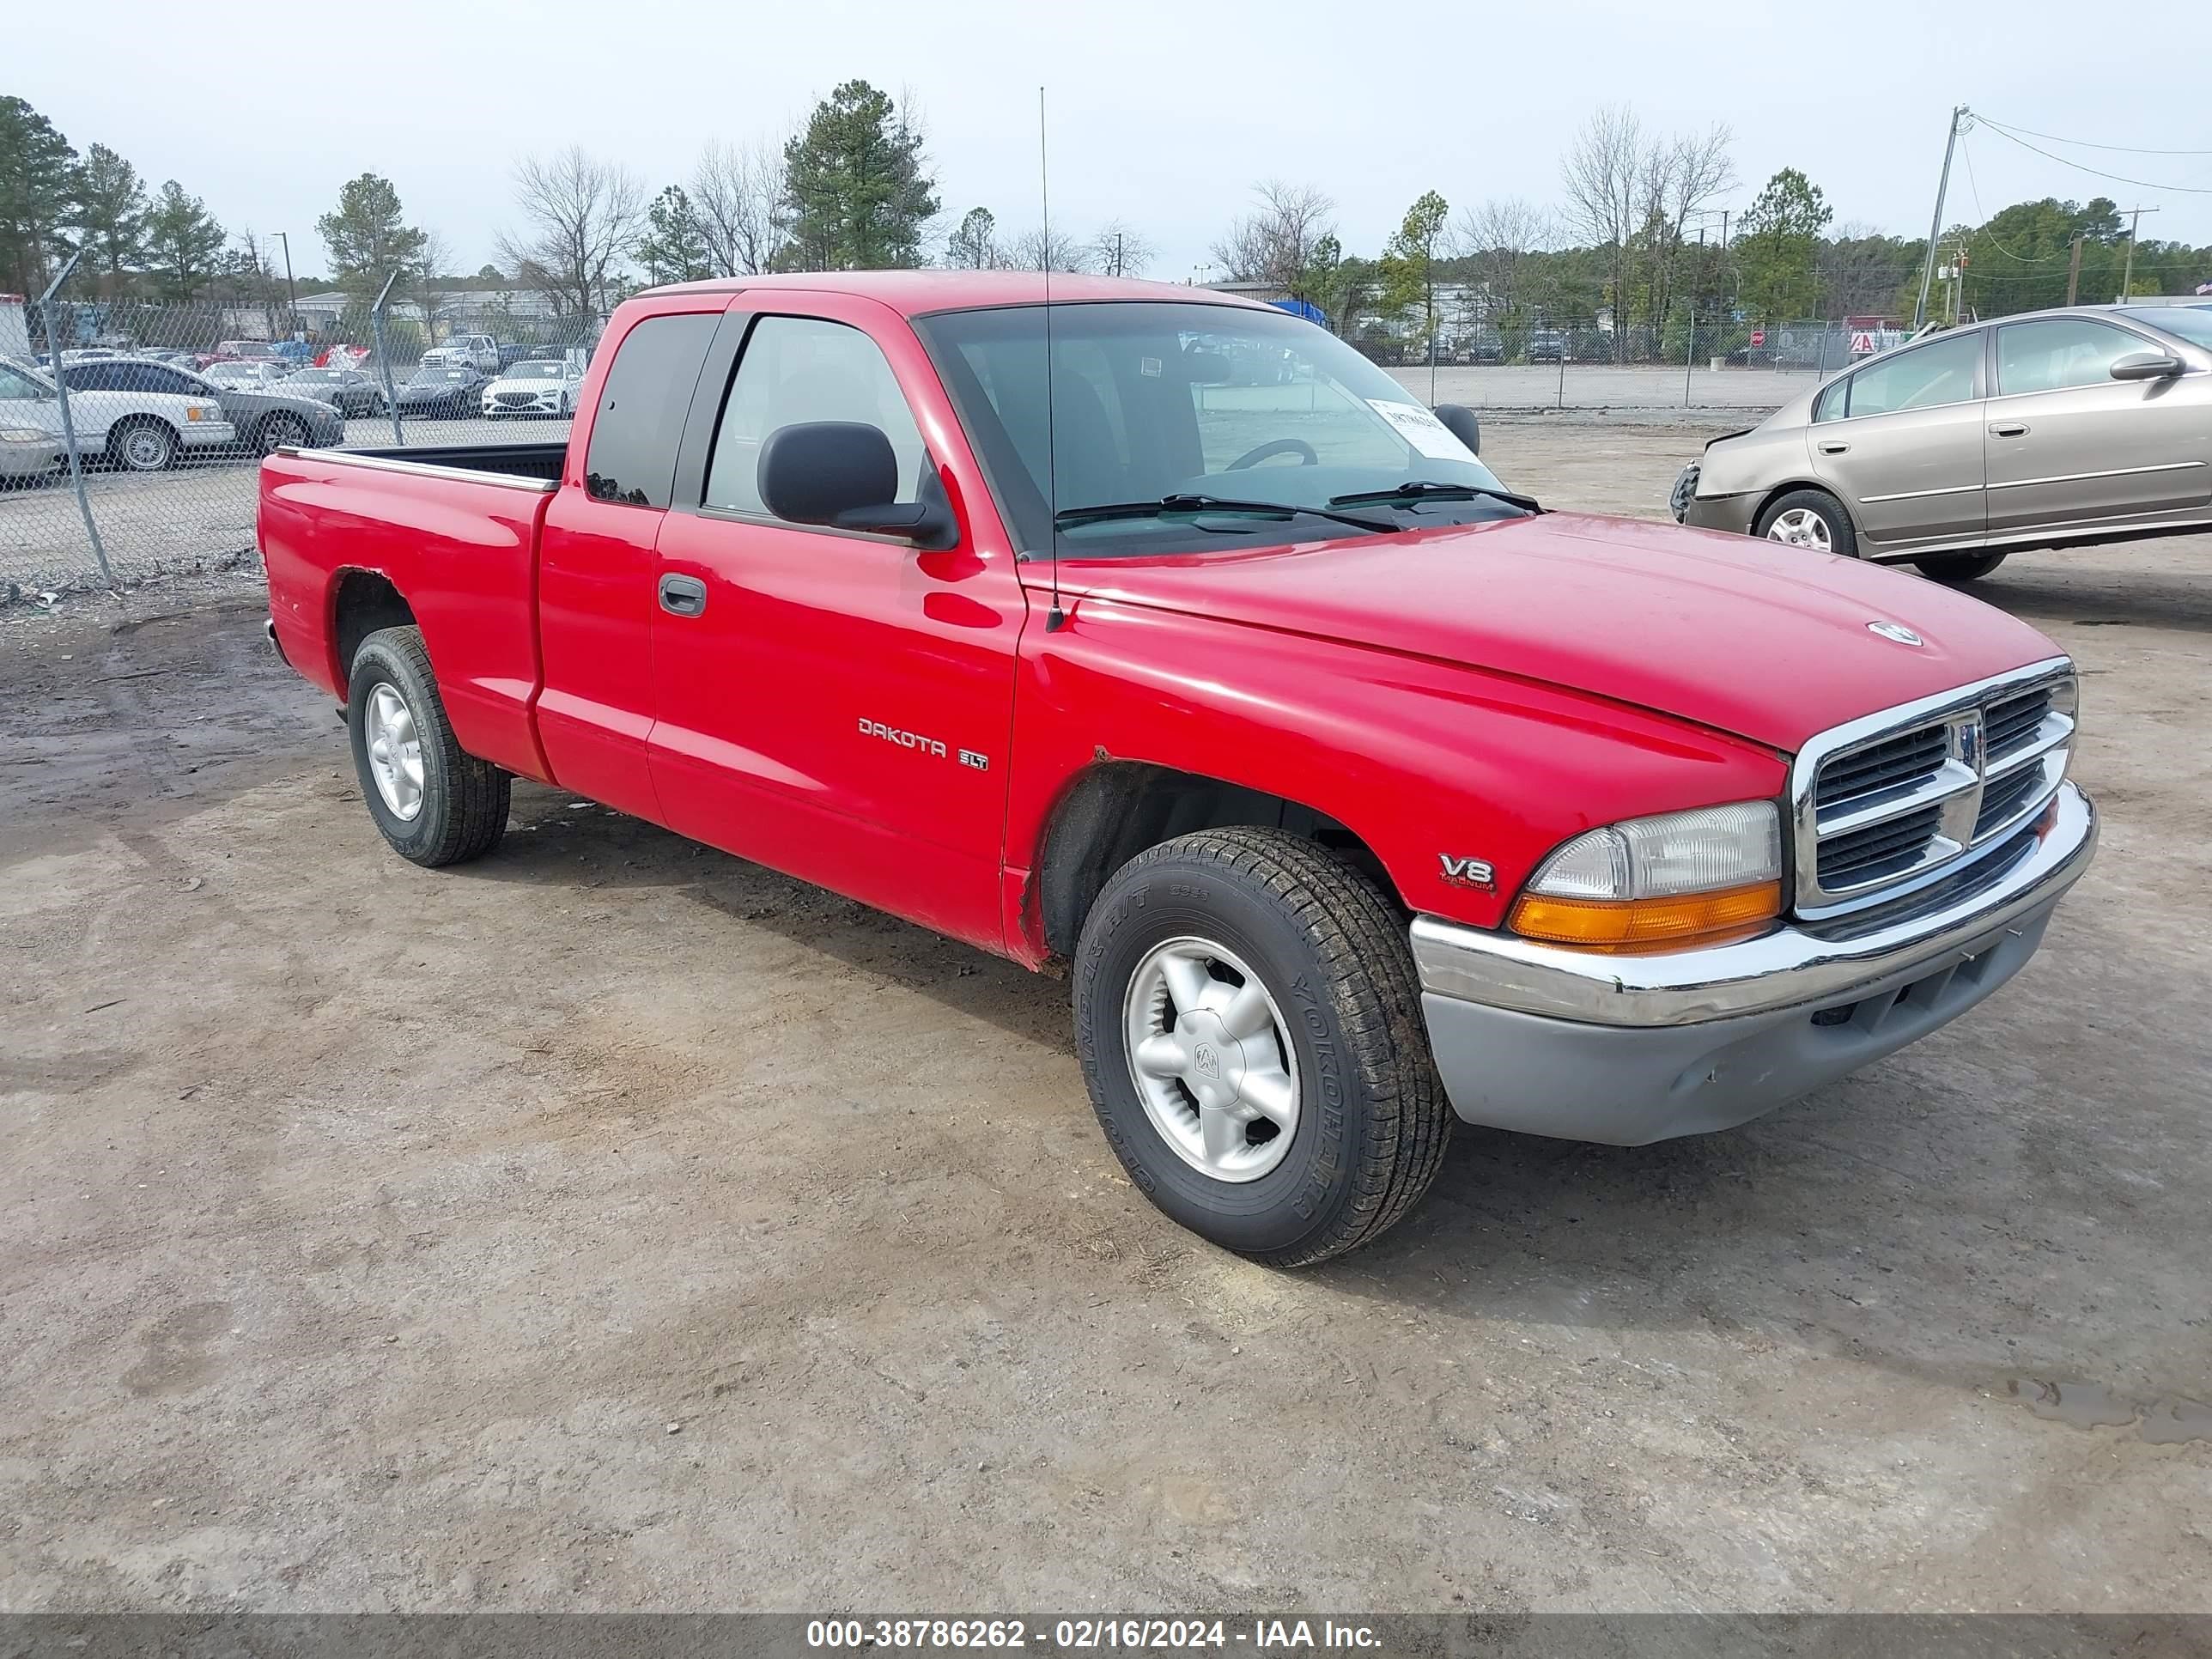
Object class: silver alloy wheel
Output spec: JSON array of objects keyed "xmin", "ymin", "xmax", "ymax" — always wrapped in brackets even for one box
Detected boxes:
[
  {"xmin": 1122, "ymin": 936, "xmax": 1300, "ymax": 1183},
  {"xmin": 362, "ymin": 682, "xmax": 425, "ymax": 822},
  {"xmin": 1766, "ymin": 507, "xmax": 1832, "ymax": 551},
  {"xmin": 259, "ymin": 413, "xmax": 307, "ymax": 456},
  {"xmin": 119, "ymin": 423, "xmax": 173, "ymax": 471}
]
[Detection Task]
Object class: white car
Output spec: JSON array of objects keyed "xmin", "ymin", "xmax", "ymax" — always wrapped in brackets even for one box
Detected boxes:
[
  {"xmin": 0, "ymin": 360, "xmax": 70, "ymax": 482},
  {"xmin": 44, "ymin": 356, "xmax": 236, "ymax": 470},
  {"xmin": 204, "ymin": 360, "xmax": 292, "ymax": 392},
  {"xmin": 423, "ymin": 332, "xmax": 501, "ymax": 374},
  {"xmin": 481, "ymin": 357, "xmax": 586, "ymax": 419}
]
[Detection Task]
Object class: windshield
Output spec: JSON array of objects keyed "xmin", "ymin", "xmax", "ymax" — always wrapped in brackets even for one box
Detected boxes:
[
  {"xmin": 0, "ymin": 362, "xmax": 55, "ymax": 401},
  {"xmin": 2123, "ymin": 306, "xmax": 2212, "ymax": 350},
  {"xmin": 913, "ymin": 301, "xmax": 1515, "ymax": 557},
  {"xmin": 508, "ymin": 361, "xmax": 562, "ymax": 379}
]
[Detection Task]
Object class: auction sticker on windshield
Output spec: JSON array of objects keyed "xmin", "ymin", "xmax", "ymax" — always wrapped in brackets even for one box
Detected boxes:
[{"xmin": 1366, "ymin": 399, "xmax": 1476, "ymax": 462}]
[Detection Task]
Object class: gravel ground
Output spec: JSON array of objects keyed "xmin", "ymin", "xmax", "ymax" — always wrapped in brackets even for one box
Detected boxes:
[{"xmin": 2, "ymin": 422, "xmax": 2207, "ymax": 1613}]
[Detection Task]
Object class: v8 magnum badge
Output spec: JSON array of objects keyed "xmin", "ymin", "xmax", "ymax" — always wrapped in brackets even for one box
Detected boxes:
[{"xmin": 1438, "ymin": 854, "xmax": 1496, "ymax": 891}]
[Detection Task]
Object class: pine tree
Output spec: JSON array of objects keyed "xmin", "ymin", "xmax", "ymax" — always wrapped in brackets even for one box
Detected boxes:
[{"xmin": 781, "ymin": 81, "xmax": 939, "ymax": 270}]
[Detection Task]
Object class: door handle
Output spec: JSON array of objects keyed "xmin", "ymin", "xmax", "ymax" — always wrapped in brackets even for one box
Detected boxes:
[
  {"xmin": 1990, "ymin": 422, "xmax": 2030, "ymax": 438},
  {"xmin": 1817, "ymin": 441, "xmax": 1850, "ymax": 455},
  {"xmin": 658, "ymin": 574, "xmax": 708, "ymax": 617}
]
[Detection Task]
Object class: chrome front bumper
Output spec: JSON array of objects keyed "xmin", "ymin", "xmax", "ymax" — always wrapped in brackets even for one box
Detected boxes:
[{"xmin": 1409, "ymin": 783, "xmax": 2097, "ymax": 1144}]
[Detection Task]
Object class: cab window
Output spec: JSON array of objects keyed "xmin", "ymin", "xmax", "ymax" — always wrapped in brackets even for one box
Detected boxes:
[
  {"xmin": 702, "ymin": 315, "xmax": 929, "ymax": 518},
  {"xmin": 582, "ymin": 312, "xmax": 718, "ymax": 507},
  {"xmin": 1838, "ymin": 331, "xmax": 1981, "ymax": 418},
  {"xmin": 1996, "ymin": 319, "xmax": 2142, "ymax": 395}
]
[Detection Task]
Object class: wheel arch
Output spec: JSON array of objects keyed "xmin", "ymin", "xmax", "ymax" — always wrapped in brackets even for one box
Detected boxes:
[
  {"xmin": 331, "ymin": 568, "xmax": 418, "ymax": 684},
  {"xmin": 1753, "ymin": 478, "xmax": 1862, "ymax": 538},
  {"xmin": 1034, "ymin": 760, "xmax": 1400, "ymax": 959}
]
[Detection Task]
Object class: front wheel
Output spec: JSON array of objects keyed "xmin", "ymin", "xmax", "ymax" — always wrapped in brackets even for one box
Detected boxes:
[
  {"xmin": 1074, "ymin": 828, "xmax": 1451, "ymax": 1267},
  {"xmin": 1916, "ymin": 551, "xmax": 2008, "ymax": 584},
  {"xmin": 346, "ymin": 626, "xmax": 510, "ymax": 867},
  {"xmin": 1754, "ymin": 488, "xmax": 1858, "ymax": 558}
]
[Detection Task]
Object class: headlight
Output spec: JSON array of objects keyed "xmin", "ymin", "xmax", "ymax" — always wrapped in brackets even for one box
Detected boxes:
[
  {"xmin": 1510, "ymin": 800, "xmax": 1783, "ymax": 951},
  {"xmin": 0, "ymin": 427, "xmax": 51, "ymax": 442}
]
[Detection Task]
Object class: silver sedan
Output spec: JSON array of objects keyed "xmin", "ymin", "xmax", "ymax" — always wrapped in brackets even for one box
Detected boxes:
[{"xmin": 1674, "ymin": 304, "xmax": 2212, "ymax": 582}]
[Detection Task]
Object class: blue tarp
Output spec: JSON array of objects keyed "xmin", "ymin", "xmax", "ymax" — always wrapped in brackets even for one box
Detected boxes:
[{"xmin": 1268, "ymin": 298, "xmax": 1328, "ymax": 326}]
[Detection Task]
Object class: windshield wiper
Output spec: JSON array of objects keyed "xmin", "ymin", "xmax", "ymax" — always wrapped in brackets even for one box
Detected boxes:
[
  {"xmin": 1054, "ymin": 493, "xmax": 1398, "ymax": 535},
  {"xmin": 1328, "ymin": 480, "xmax": 1543, "ymax": 515}
]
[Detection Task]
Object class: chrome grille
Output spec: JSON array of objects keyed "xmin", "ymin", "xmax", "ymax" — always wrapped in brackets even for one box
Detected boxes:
[
  {"xmin": 1815, "ymin": 726, "xmax": 1948, "ymax": 813},
  {"xmin": 1792, "ymin": 659, "xmax": 2076, "ymax": 918}
]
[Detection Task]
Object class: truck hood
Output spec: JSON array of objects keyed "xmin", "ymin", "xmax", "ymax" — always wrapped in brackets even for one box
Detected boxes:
[{"xmin": 1041, "ymin": 513, "xmax": 2063, "ymax": 752}]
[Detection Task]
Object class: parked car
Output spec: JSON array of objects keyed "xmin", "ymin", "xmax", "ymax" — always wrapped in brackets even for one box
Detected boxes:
[
  {"xmin": 214, "ymin": 339, "xmax": 281, "ymax": 362},
  {"xmin": 480, "ymin": 357, "xmax": 585, "ymax": 418},
  {"xmin": 1524, "ymin": 328, "xmax": 1566, "ymax": 363},
  {"xmin": 422, "ymin": 332, "xmax": 500, "ymax": 374},
  {"xmin": 204, "ymin": 360, "xmax": 294, "ymax": 392},
  {"xmin": 259, "ymin": 272, "xmax": 2096, "ymax": 1266},
  {"xmin": 275, "ymin": 367, "xmax": 388, "ymax": 417},
  {"xmin": 0, "ymin": 358, "xmax": 70, "ymax": 483},
  {"xmin": 392, "ymin": 363, "xmax": 490, "ymax": 419},
  {"xmin": 45, "ymin": 356, "xmax": 236, "ymax": 470},
  {"xmin": 61, "ymin": 356, "xmax": 342, "ymax": 459},
  {"xmin": 1674, "ymin": 304, "xmax": 2212, "ymax": 581}
]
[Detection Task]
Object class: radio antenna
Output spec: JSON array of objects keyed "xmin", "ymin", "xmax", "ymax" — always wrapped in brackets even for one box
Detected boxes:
[{"xmin": 1039, "ymin": 85, "xmax": 1066, "ymax": 632}]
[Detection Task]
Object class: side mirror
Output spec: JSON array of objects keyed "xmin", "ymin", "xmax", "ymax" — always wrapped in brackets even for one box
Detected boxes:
[
  {"xmin": 2110, "ymin": 350, "xmax": 2184, "ymax": 383},
  {"xmin": 1431, "ymin": 403, "xmax": 1482, "ymax": 455},
  {"xmin": 757, "ymin": 421, "xmax": 955, "ymax": 547}
]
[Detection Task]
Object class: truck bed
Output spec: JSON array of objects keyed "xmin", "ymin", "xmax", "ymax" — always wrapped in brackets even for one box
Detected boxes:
[{"xmin": 319, "ymin": 441, "xmax": 566, "ymax": 484}]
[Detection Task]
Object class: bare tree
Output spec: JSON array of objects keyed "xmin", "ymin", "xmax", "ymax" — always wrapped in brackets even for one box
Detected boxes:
[
  {"xmin": 1004, "ymin": 224, "xmax": 1091, "ymax": 273},
  {"xmin": 1561, "ymin": 106, "xmax": 1733, "ymax": 356},
  {"xmin": 1211, "ymin": 180, "xmax": 1335, "ymax": 295},
  {"xmin": 1636, "ymin": 125, "xmax": 1735, "ymax": 337},
  {"xmin": 1091, "ymin": 220, "xmax": 1153, "ymax": 277},
  {"xmin": 692, "ymin": 137, "xmax": 787, "ymax": 276},
  {"xmin": 495, "ymin": 148, "xmax": 647, "ymax": 319},
  {"xmin": 1451, "ymin": 198, "xmax": 1555, "ymax": 326},
  {"xmin": 1560, "ymin": 105, "xmax": 1643, "ymax": 355}
]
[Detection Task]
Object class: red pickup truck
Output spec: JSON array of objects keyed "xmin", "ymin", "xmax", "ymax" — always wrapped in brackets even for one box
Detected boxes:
[{"xmin": 260, "ymin": 272, "xmax": 2097, "ymax": 1265}]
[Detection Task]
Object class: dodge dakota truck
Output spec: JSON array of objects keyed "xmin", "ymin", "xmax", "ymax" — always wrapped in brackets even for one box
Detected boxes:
[{"xmin": 259, "ymin": 272, "xmax": 2098, "ymax": 1266}]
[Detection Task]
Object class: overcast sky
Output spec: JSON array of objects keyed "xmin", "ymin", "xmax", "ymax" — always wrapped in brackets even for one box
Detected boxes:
[{"xmin": 14, "ymin": 0, "xmax": 2212, "ymax": 282}]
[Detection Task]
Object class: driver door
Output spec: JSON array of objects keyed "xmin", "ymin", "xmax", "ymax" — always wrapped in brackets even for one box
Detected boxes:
[{"xmin": 647, "ymin": 295, "xmax": 1029, "ymax": 954}]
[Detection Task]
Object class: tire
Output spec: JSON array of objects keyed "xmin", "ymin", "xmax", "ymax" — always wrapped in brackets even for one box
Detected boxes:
[
  {"xmin": 1754, "ymin": 488, "xmax": 1858, "ymax": 558},
  {"xmin": 344, "ymin": 626, "xmax": 510, "ymax": 867},
  {"xmin": 1074, "ymin": 828, "xmax": 1451, "ymax": 1267},
  {"xmin": 1915, "ymin": 551, "xmax": 2008, "ymax": 584},
  {"xmin": 108, "ymin": 417, "xmax": 179, "ymax": 472},
  {"xmin": 256, "ymin": 411, "xmax": 309, "ymax": 457}
]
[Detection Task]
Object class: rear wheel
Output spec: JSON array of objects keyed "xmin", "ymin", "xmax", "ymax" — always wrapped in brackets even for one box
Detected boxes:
[
  {"xmin": 1074, "ymin": 828, "xmax": 1451, "ymax": 1267},
  {"xmin": 1755, "ymin": 488, "xmax": 1858, "ymax": 558},
  {"xmin": 345, "ymin": 626, "xmax": 510, "ymax": 867},
  {"xmin": 1915, "ymin": 551, "xmax": 2008, "ymax": 584},
  {"xmin": 108, "ymin": 417, "xmax": 179, "ymax": 472}
]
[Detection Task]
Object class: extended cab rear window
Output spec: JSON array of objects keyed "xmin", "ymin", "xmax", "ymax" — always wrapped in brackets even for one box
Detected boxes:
[{"xmin": 584, "ymin": 312, "xmax": 718, "ymax": 507}]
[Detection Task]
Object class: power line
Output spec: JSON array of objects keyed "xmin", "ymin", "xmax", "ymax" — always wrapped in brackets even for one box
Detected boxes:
[
  {"xmin": 1956, "ymin": 137, "xmax": 2074, "ymax": 265},
  {"xmin": 1973, "ymin": 114, "xmax": 2212, "ymax": 158},
  {"xmin": 1973, "ymin": 120, "xmax": 2212, "ymax": 196}
]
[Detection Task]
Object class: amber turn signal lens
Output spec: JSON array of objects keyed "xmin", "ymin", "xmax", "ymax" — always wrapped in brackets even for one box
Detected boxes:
[{"xmin": 1509, "ymin": 880, "xmax": 1784, "ymax": 952}]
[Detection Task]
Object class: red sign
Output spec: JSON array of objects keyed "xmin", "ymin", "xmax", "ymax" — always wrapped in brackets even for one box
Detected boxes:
[{"xmin": 1749, "ymin": 329, "xmax": 1766, "ymax": 347}]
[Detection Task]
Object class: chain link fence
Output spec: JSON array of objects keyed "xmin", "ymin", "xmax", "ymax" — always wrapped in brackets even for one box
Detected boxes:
[
  {"xmin": 3, "ymin": 277, "xmax": 600, "ymax": 597},
  {"xmin": 1352, "ymin": 315, "xmax": 1889, "ymax": 413}
]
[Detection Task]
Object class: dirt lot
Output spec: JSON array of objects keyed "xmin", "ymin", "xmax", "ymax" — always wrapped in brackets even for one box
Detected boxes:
[{"xmin": 3, "ymin": 421, "xmax": 2207, "ymax": 1613}]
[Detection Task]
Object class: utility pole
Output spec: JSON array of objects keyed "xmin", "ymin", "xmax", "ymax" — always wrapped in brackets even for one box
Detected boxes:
[
  {"xmin": 2117, "ymin": 205, "xmax": 2160, "ymax": 301},
  {"xmin": 272, "ymin": 230, "xmax": 300, "ymax": 335},
  {"xmin": 1914, "ymin": 106, "xmax": 1969, "ymax": 330},
  {"xmin": 2066, "ymin": 236, "xmax": 2084, "ymax": 307}
]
